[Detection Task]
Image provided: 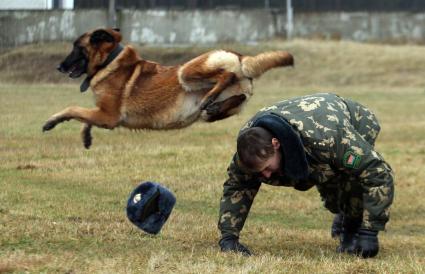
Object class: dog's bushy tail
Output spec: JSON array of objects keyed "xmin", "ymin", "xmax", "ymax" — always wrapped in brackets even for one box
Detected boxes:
[{"xmin": 241, "ymin": 51, "xmax": 294, "ymax": 79}]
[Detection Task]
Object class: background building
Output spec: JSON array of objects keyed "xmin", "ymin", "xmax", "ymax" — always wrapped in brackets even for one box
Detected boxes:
[{"xmin": 1, "ymin": 0, "xmax": 425, "ymax": 48}]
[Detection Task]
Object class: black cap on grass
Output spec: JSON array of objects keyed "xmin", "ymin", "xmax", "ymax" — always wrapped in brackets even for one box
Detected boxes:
[{"xmin": 126, "ymin": 181, "xmax": 176, "ymax": 234}]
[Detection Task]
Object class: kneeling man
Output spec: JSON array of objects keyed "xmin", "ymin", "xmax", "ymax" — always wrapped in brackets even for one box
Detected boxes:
[{"xmin": 218, "ymin": 93, "xmax": 394, "ymax": 258}]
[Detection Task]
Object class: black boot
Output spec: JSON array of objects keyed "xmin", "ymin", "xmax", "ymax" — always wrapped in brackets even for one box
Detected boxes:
[
  {"xmin": 336, "ymin": 216, "xmax": 361, "ymax": 254},
  {"xmin": 354, "ymin": 229, "xmax": 379, "ymax": 258},
  {"xmin": 331, "ymin": 213, "xmax": 343, "ymax": 238},
  {"xmin": 336, "ymin": 230, "xmax": 358, "ymax": 253},
  {"xmin": 219, "ymin": 235, "xmax": 252, "ymax": 256}
]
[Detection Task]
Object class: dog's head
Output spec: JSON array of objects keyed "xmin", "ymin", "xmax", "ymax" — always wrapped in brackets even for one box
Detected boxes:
[{"xmin": 57, "ymin": 28, "xmax": 122, "ymax": 78}]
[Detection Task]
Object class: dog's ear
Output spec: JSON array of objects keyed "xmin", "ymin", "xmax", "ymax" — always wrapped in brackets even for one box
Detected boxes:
[
  {"xmin": 90, "ymin": 30, "xmax": 115, "ymax": 45},
  {"xmin": 110, "ymin": 28, "xmax": 122, "ymax": 43}
]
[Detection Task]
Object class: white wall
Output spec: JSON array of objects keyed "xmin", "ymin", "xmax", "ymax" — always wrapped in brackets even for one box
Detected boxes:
[
  {"xmin": 0, "ymin": 0, "xmax": 52, "ymax": 10},
  {"xmin": 61, "ymin": 0, "xmax": 73, "ymax": 9},
  {"xmin": 0, "ymin": 0, "xmax": 73, "ymax": 10},
  {"xmin": 1, "ymin": 9, "xmax": 425, "ymax": 48}
]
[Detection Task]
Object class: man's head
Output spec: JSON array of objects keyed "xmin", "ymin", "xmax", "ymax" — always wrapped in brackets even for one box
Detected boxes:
[{"xmin": 237, "ymin": 127, "xmax": 282, "ymax": 178}]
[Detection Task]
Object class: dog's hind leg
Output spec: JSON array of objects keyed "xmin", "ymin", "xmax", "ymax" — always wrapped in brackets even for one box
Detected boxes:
[
  {"xmin": 42, "ymin": 106, "xmax": 120, "ymax": 132},
  {"xmin": 202, "ymin": 94, "xmax": 247, "ymax": 122},
  {"xmin": 199, "ymin": 72, "xmax": 235, "ymax": 110},
  {"xmin": 80, "ymin": 123, "xmax": 93, "ymax": 149}
]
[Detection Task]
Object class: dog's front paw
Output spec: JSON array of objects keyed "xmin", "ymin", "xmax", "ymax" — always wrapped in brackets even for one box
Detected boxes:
[
  {"xmin": 83, "ymin": 134, "xmax": 92, "ymax": 149},
  {"xmin": 81, "ymin": 124, "xmax": 93, "ymax": 149},
  {"xmin": 42, "ymin": 116, "xmax": 70, "ymax": 132},
  {"xmin": 42, "ymin": 120, "xmax": 58, "ymax": 132}
]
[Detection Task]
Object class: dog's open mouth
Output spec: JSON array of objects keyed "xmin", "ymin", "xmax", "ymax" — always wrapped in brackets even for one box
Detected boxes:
[{"xmin": 67, "ymin": 59, "xmax": 87, "ymax": 78}]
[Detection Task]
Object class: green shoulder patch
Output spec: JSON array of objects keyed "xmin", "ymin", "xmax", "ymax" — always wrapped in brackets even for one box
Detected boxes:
[{"xmin": 342, "ymin": 150, "xmax": 362, "ymax": 169}]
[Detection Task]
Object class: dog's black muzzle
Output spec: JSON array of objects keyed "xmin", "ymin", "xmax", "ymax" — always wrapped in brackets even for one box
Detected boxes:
[
  {"xmin": 57, "ymin": 63, "xmax": 68, "ymax": 73},
  {"xmin": 57, "ymin": 58, "xmax": 88, "ymax": 79}
]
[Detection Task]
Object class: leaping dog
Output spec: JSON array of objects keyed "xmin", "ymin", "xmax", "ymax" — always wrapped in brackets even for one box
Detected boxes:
[{"xmin": 42, "ymin": 28, "xmax": 294, "ymax": 148}]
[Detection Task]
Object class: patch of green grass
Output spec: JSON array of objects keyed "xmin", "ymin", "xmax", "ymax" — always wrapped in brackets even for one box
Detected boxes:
[{"xmin": 1, "ymin": 40, "xmax": 425, "ymax": 273}]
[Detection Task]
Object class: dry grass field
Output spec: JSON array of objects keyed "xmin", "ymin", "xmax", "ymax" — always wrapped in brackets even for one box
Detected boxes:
[{"xmin": 1, "ymin": 40, "xmax": 425, "ymax": 273}]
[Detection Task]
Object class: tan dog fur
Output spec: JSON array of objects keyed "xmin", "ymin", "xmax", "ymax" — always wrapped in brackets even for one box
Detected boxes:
[{"xmin": 43, "ymin": 28, "xmax": 294, "ymax": 148}]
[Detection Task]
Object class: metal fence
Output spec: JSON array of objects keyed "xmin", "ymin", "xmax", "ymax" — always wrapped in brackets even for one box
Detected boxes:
[{"xmin": 74, "ymin": 0, "xmax": 425, "ymax": 11}]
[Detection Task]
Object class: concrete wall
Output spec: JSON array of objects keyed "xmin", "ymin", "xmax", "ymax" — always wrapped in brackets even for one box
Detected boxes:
[
  {"xmin": 1, "ymin": 9, "xmax": 425, "ymax": 48},
  {"xmin": 0, "ymin": 10, "xmax": 107, "ymax": 47},
  {"xmin": 294, "ymin": 12, "xmax": 425, "ymax": 42},
  {"xmin": 120, "ymin": 10, "xmax": 278, "ymax": 44}
]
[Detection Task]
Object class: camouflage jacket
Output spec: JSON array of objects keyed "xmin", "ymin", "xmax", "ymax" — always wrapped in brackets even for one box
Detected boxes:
[{"xmin": 218, "ymin": 93, "xmax": 394, "ymax": 238}]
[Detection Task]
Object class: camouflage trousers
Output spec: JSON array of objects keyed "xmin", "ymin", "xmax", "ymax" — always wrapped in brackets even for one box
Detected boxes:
[
  {"xmin": 316, "ymin": 175, "xmax": 364, "ymax": 220},
  {"xmin": 317, "ymin": 98, "xmax": 381, "ymax": 221}
]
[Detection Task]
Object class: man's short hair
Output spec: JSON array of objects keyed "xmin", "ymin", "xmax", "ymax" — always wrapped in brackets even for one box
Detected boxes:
[{"xmin": 237, "ymin": 127, "xmax": 275, "ymax": 171}]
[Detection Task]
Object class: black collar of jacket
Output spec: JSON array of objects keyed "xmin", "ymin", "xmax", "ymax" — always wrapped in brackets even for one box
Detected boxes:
[
  {"xmin": 80, "ymin": 44, "xmax": 124, "ymax": 92},
  {"xmin": 252, "ymin": 113, "xmax": 309, "ymax": 180}
]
